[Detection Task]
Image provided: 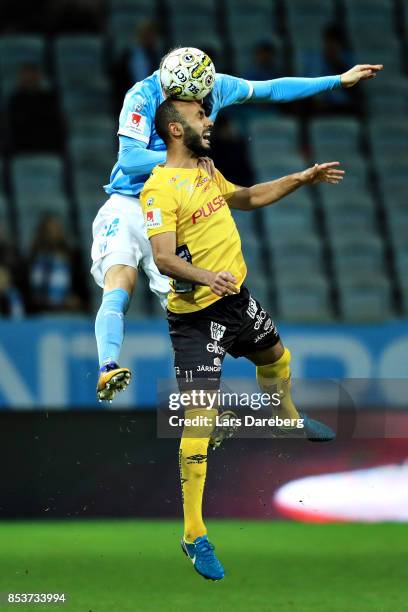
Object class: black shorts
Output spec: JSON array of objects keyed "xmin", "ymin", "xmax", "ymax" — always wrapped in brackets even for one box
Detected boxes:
[{"xmin": 167, "ymin": 286, "xmax": 280, "ymax": 390}]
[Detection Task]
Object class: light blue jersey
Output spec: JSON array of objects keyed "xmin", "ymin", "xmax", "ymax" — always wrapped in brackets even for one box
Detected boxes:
[
  {"xmin": 104, "ymin": 69, "xmax": 341, "ymax": 197},
  {"xmin": 104, "ymin": 70, "xmax": 252, "ymax": 197}
]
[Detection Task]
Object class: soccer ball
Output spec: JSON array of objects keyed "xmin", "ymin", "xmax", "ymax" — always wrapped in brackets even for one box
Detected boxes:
[{"xmin": 160, "ymin": 47, "xmax": 216, "ymax": 101}]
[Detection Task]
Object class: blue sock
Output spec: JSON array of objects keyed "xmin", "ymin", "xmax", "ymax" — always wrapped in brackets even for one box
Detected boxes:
[{"xmin": 95, "ymin": 288, "xmax": 130, "ymax": 368}]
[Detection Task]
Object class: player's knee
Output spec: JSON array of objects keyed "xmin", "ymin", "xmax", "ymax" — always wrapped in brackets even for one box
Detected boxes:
[{"xmin": 104, "ymin": 264, "xmax": 137, "ymax": 295}]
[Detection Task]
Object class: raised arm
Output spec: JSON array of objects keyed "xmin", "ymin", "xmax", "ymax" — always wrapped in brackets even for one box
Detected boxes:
[
  {"xmin": 150, "ymin": 232, "xmax": 239, "ymax": 297},
  {"xmin": 215, "ymin": 65, "xmax": 382, "ymax": 108},
  {"xmin": 228, "ymin": 162, "xmax": 344, "ymax": 210},
  {"xmin": 249, "ymin": 64, "xmax": 382, "ymax": 103}
]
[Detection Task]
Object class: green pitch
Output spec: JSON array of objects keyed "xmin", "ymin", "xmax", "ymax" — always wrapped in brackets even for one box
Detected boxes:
[{"xmin": 0, "ymin": 520, "xmax": 407, "ymax": 612}]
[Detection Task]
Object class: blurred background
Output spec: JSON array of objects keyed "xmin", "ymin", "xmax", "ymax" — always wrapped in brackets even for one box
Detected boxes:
[
  {"xmin": 0, "ymin": 1, "xmax": 407, "ymax": 609},
  {"xmin": 0, "ymin": 0, "xmax": 407, "ymax": 408},
  {"xmin": 0, "ymin": 0, "xmax": 407, "ymax": 558}
]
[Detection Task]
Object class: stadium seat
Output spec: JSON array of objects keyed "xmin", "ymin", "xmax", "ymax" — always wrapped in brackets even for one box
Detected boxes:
[
  {"xmin": 228, "ymin": 17, "xmax": 276, "ymax": 54},
  {"xmin": 54, "ymin": 36, "xmax": 105, "ymax": 89},
  {"xmin": 331, "ymin": 234, "xmax": 385, "ymax": 276},
  {"xmin": 170, "ymin": 15, "xmax": 219, "ymax": 46},
  {"xmin": 284, "ymin": 0, "xmax": 335, "ymax": 43},
  {"xmin": 344, "ymin": 0, "xmax": 396, "ymax": 39},
  {"xmin": 11, "ymin": 154, "xmax": 65, "ymax": 199},
  {"xmin": 60, "ymin": 81, "xmax": 112, "ymax": 119},
  {"xmin": 248, "ymin": 117, "xmax": 299, "ymax": 154},
  {"xmin": 73, "ymin": 168, "xmax": 111, "ymax": 203},
  {"xmin": 107, "ymin": 11, "xmax": 160, "ymax": 57},
  {"xmin": 226, "ymin": 0, "xmax": 276, "ymax": 50},
  {"xmin": 68, "ymin": 115, "xmax": 116, "ymax": 141},
  {"xmin": 350, "ymin": 40, "xmax": 402, "ymax": 75},
  {"xmin": 232, "ymin": 35, "xmax": 283, "ymax": 77},
  {"xmin": 253, "ymin": 152, "xmax": 306, "ymax": 183},
  {"xmin": 269, "ymin": 231, "xmax": 324, "ymax": 276},
  {"xmin": 68, "ymin": 135, "xmax": 115, "ymax": 173},
  {"xmin": 368, "ymin": 119, "xmax": 408, "ymax": 162},
  {"xmin": 321, "ymin": 191, "xmax": 377, "ymax": 235},
  {"xmin": 365, "ymin": 77, "xmax": 408, "ymax": 118},
  {"xmin": 337, "ymin": 273, "xmax": 393, "ymax": 321},
  {"xmin": 275, "ymin": 273, "xmax": 333, "ymax": 321},
  {"xmin": 262, "ymin": 190, "xmax": 316, "ymax": 233},
  {"xmin": 309, "ymin": 117, "xmax": 361, "ymax": 157},
  {"xmin": 0, "ymin": 35, "xmax": 45, "ymax": 102},
  {"xmin": 385, "ymin": 194, "xmax": 408, "ymax": 257},
  {"xmin": 167, "ymin": 0, "xmax": 218, "ymax": 44},
  {"xmin": 375, "ymin": 158, "xmax": 408, "ymax": 198}
]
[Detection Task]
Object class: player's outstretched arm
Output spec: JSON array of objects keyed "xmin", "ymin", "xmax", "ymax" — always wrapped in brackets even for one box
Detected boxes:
[
  {"xmin": 227, "ymin": 162, "xmax": 344, "ymax": 210},
  {"xmin": 150, "ymin": 232, "xmax": 239, "ymax": 296},
  {"xmin": 246, "ymin": 64, "xmax": 382, "ymax": 103}
]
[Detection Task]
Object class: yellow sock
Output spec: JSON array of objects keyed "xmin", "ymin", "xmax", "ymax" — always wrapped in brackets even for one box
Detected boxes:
[
  {"xmin": 256, "ymin": 347, "xmax": 300, "ymax": 421},
  {"xmin": 179, "ymin": 408, "xmax": 217, "ymax": 543}
]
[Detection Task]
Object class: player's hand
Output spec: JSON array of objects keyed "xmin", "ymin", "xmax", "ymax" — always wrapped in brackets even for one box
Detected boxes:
[
  {"xmin": 341, "ymin": 64, "xmax": 383, "ymax": 88},
  {"xmin": 208, "ymin": 271, "xmax": 239, "ymax": 297},
  {"xmin": 300, "ymin": 162, "xmax": 345, "ymax": 185},
  {"xmin": 198, "ymin": 156, "xmax": 216, "ymax": 179}
]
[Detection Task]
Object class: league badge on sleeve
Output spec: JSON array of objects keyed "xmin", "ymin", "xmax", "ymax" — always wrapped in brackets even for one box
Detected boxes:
[
  {"xmin": 146, "ymin": 208, "xmax": 162, "ymax": 229},
  {"xmin": 125, "ymin": 111, "xmax": 148, "ymax": 137}
]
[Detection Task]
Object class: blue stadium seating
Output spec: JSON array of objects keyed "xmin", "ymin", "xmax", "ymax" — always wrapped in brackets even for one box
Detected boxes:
[
  {"xmin": 275, "ymin": 273, "xmax": 333, "ymax": 321},
  {"xmin": 337, "ymin": 273, "xmax": 393, "ymax": 321}
]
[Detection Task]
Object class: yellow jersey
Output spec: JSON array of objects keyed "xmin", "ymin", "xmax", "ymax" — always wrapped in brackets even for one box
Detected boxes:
[{"xmin": 140, "ymin": 165, "xmax": 247, "ymax": 314}]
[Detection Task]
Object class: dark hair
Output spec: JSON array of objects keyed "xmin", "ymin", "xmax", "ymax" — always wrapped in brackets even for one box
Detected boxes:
[{"xmin": 155, "ymin": 98, "xmax": 189, "ymax": 145}]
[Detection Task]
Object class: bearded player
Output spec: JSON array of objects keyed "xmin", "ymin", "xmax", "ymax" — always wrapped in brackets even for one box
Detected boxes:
[
  {"xmin": 91, "ymin": 46, "xmax": 381, "ymax": 401},
  {"xmin": 140, "ymin": 98, "xmax": 344, "ymax": 580}
]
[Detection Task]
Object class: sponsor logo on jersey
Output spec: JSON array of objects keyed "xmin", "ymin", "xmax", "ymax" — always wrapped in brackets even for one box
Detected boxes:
[
  {"xmin": 206, "ymin": 341, "xmax": 226, "ymax": 355},
  {"xmin": 246, "ymin": 296, "xmax": 258, "ymax": 319},
  {"xmin": 254, "ymin": 309, "xmax": 267, "ymax": 330},
  {"xmin": 254, "ymin": 330, "xmax": 272, "ymax": 344},
  {"xmin": 192, "ymin": 194, "xmax": 227, "ymax": 224},
  {"xmin": 214, "ymin": 357, "xmax": 222, "ymax": 367},
  {"xmin": 146, "ymin": 197, "xmax": 154, "ymax": 206},
  {"xmin": 210, "ymin": 322, "xmax": 226, "ymax": 341},
  {"xmin": 197, "ymin": 364, "xmax": 221, "ymax": 373},
  {"xmin": 146, "ymin": 208, "xmax": 162, "ymax": 228}
]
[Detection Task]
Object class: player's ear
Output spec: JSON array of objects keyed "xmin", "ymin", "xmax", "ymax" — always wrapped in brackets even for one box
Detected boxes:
[{"xmin": 168, "ymin": 121, "xmax": 183, "ymax": 139}]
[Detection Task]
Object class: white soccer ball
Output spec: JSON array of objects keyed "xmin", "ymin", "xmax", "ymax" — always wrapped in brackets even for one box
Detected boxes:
[{"xmin": 160, "ymin": 47, "xmax": 216, "ymax": 100}]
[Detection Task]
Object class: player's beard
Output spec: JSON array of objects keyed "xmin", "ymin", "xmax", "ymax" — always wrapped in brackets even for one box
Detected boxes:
[{"xmin": 183, "ymin": 125, "xmax": 211, "ymax": 158}]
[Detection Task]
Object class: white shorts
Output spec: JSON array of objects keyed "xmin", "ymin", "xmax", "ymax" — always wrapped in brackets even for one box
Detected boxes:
[{"xmin": 91, "ymin": 193, "xmax": 170, "ymax": 307}]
